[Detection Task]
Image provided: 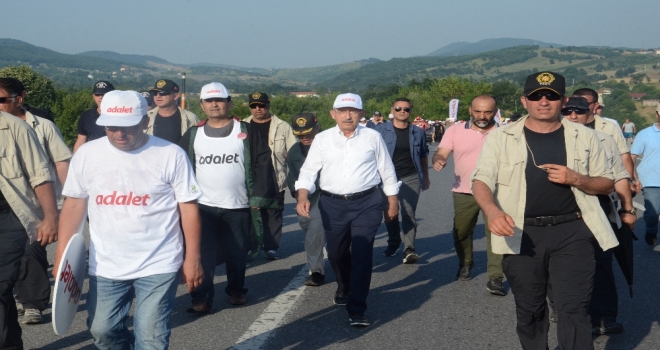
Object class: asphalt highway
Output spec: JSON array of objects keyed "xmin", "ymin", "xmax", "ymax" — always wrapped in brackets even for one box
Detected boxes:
[{"xmin": 22, "ymin": 144, "xmax": 660, "ymax": 350}]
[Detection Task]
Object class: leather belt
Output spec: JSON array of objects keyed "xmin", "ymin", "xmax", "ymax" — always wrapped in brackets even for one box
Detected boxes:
[
  {"xmin": 524, "ymin": 211, "xmax": 582, "ymax": 227},
  {"xmin": 320, "ymin": 186, "xmax": 378, "ymax": 201}
]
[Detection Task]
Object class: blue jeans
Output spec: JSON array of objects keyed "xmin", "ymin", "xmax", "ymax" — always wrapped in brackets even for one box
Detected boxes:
[
  {"xmin": 642, "ymin": 187, "xmax": 660, "ymax": 235},
  {"xmin": 86, "ymin": 272, "xmax": 179, "ymax": 350}
]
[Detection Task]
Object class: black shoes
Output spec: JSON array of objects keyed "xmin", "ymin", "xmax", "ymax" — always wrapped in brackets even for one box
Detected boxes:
[
  {"xmin": 333, "ymin": 288, "xmax": 350, "ymax": 305},
  {"xmin": 645, "ymin": 233, "xmax": 657, "ymax": 246},
  {"xmin": 383, "ymin": 245, "xmax": 399, "ymax": 257},
  {"xmin": 402, "ymin": 248, "xmax": 419, "ymax": 264},
  {"xmin": 186, "ymin": 301, "xmax": 211, "ymax": 314},
  {"xmin": 593, "ymin": 320, "xmax": 625, "ymax": 335},
  {"xmin": 457, "ymin": 262, "xmax": 474, "ymax": 281},
  {"xmin": 304, "ymin": 272, "xmax": 325, "ymax": 287},
  {"xmin": 349, "ymin": 313, "xmax": 370, "ymax": 327},
  {"xmin": 265, "ymin": 250, "xmax": 281, "ymax": 260},
  {"xmin": 486, "ymin": 279, "xmax": 506, "ymax": 296}
]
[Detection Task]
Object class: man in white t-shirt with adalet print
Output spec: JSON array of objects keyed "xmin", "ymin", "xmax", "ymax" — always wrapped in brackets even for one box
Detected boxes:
[{"xmin": 54, "ymin": 90, "xmax": 204, "ymax": 349}]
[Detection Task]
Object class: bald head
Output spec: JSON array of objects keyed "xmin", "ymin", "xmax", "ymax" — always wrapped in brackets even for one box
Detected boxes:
[{"xmin": 469, "ymin": 95, "xmax": 497, "ymax": 129}]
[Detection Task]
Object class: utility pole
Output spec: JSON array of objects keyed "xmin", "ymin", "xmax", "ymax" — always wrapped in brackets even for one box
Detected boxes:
[{"xmin": 180, "ymin": 72, "xmax": 187, "ymax": 109}]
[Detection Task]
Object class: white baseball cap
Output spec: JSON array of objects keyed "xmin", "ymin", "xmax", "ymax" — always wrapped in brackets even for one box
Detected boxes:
[
  {"xmin": 333, "ymin": 93, "xmax": 362, "ymax": 109},
  {"xmin": 200, "ymin": 82, "xmax": 230, "ymax": 99},
  {"xmin": 96, "ymin": 90, "xmax": 148, "ymax": 127}
]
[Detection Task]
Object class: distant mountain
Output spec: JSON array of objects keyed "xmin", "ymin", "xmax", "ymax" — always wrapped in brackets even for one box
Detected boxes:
[
  {"xmin": 77, "ymin": 51, "xmax": 169, "ymax": 66},
  {"xmin": 0, "ymin": 38, "xmax": 134, "ymax": 71},
  {"xmin": 427, "ymin": 38, "xmax": 563, "ymax": 57}
]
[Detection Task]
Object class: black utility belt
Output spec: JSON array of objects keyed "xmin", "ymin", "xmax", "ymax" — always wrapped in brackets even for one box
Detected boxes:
[
  {"xmin": 320, "ymin": 186, "xmax": 378, "ymax": 201},
  {"xmin": 524, "ymin": 211, "xmax": 582, "ymax": 227}
]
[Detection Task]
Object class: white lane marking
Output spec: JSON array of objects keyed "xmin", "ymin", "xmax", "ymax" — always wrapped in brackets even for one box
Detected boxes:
[{"xmin": 231, "ymin": 265, "xmax": 309, "ymax": 350}]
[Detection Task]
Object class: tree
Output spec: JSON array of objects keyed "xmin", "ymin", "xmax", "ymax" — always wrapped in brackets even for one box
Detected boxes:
[
  {"xmin": 0, "ymin": 65, "xmax": 57, "ymax": 112},
  {"xmin": 50, "ymin": 89, "xmax": 95, "ymax": 147}
]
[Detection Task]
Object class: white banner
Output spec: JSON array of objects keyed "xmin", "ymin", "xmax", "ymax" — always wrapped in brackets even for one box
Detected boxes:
[
  {"xmin": 495, "ymin": 109, "xmax": 501, "ymax": 125},
  {"xmin": 449, "ymin": 99, "xmax": 459, "ymax": 120}
]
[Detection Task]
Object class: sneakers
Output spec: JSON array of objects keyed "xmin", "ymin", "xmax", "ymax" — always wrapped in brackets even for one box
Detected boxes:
[
  {"xmin": 304, "ymin": 272, "xmax": 325, "ymax": 287},
  {"xmin": 456, "ymin": 262, "xmax": 474, "ymax": 281},
  {"xmin": 402, "ymin": 248, "xmax": 419, "ymax": 264},
  {"xmin": 383, "ymin": 245, "xmax": 399, "ymax": 257},
  {"xmin": 246, "ymin": 248, "xmax": 260, "ymax": 262},
  {"xmin": 265, "ymin": 250, "xmax": 280, "ymax": 260},
  {"xmin": 333, "ymin": 288, "xmax": 350, "ymax": 305},
  {"xmin": 20, "ymin": 308, "xmax": 42, "ymax": 324},
  {"xmin": 593, "ymin": 320, "xmax": 625, "ymax": 335},
  {"xmin": 186, "ymin": 301, "xmax": 211, "ymax": 314},
  {"xmin": 16, "ymin": 300, "xmax": 24, "ymax": 317},
  {"xmin": 486, "ymin": 279, "xmax": 506, "ymax": 296},
  {"xmin": 348, "ymin": 313, "xmax": 370, "ymax": 327},
  {"xmin": 229, "ymin": 293, "xmax": 247, "ymax": 306},
  {"xmin": 645, "ymin": 233, "xmax": 657, "ymax": 246}
]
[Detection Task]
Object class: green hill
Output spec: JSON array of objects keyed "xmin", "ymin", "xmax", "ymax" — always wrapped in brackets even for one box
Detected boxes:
[
  {"xmin": 77, "ymin": 50, "xmax": 169, "ymax": 66},
  {"xmin": 427, "ymin": 38, "xmax": 563, "ymax": 57}
]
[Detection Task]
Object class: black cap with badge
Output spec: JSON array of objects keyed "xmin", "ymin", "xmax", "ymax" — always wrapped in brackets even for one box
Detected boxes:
[
  {"xmin": 140, "ymin": 91, "xmax": 155, "ymax": 106},
  {"xmin": 373, "ymin": 111, "xmax": 382, "ymax": 116},
  {"xmin": 249, "ymin": 92, "xmax": 270, "ymax": 106},
  {"xmin": 524, "ymin": 72, "xmax": 566, "ymax": 96},
  {"xmin": 291, "ymin": 113, "xmax": 319, "ymax": 136},
  {"xmin": 93, "ymin": 81, "xmax": 115, "ymax": 95},
  {"xmin": 149, "ymin": 79, "xmax": 179, "ymax": 93}
]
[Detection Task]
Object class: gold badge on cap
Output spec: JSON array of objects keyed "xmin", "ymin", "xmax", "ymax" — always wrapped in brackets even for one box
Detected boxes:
[
  {"xmin": 536, "ymin": 73, "xmax": 555, "ymax": 86},
  {"xmin": 156, "ymin": 80, "xmax": 167, "ymax": 88},
  {"xmin": 296, "ymin": 118, "xmax": 307, "ymax": 127},
  {"xmin": 252, "ymin": 92, "xmax": 261, "ymax": 99}
]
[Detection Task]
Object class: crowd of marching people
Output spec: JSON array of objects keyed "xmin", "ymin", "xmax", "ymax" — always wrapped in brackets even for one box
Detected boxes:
[{"xmin": 0, "ymin": 70, "xmax": 659, "ymax": 349}]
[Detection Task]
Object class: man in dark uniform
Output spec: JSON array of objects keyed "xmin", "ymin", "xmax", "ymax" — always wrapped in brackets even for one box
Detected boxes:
[{"xmin": 73, "ymin": 81, "xmax": 115, "ymax": 153}]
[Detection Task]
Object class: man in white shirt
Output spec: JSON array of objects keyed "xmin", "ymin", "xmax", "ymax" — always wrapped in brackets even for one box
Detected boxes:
[
  {"xmin": 295, "ymin": 93, "xmax": 400, "ymax": 327},
  {"xmin": 54, "ymin": 90, "xmax": 204, "ymax": 349}
]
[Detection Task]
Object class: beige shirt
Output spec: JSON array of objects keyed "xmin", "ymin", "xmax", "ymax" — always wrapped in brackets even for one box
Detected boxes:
[
  {"xmin": 471, "ymin": 116, "xmax": 618, "ymax": 254},
  {"xmin": 595, "ymin": 130, "xmax": 629, "ymax": 227},
  {"xmin": 594, "ymin": 115, "xmax": 628, "ymax": 155},
  {"xmin": 146, "ymin": 107, "xmax": 199, "ymax": 137},
  {"xmin": 0, "ymin": 112, "xmax": 53, "ymax": 242},
  {"xmin": 243, "ymin": 114, "xmax": 297, "ymax": 192},
  {"xmin": 24, "ymin": 111, "xmax": 72, "ymax": 197}
]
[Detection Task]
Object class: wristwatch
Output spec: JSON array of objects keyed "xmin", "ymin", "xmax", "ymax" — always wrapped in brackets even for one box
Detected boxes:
[{"xmin": 619, "ymin": 208, "xmax": 636, "ymax": 215}]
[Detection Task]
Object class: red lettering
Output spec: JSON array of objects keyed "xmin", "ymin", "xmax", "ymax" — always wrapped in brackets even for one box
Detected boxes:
[
  {"xmin": 132, "ymin": 196, "xmax": 142, "ymax": 205},
  {"xmin": 116, "ymin": 195, "xmax": 127, "ymax": 205},
  {"xmin": 106, "ymin": 106, "xmax": 134, "ymax": 114},
  {"xmin": 95, "ymin": 191, "xmax": 151, "ymax": 206},
  {"xmin": 96, "ymin": 195, "xmax": 103, "ymax": 205},
  {"xmin": 141, "ymin": 194, "xmax": 150, "ymax": 206},
  {"xmin": 103, "ymin": 191, "xmax": 117, "ymax": 205},
  {"xmin": 126, "ymin": 192, "xmax": 133, "ymax": 205}
]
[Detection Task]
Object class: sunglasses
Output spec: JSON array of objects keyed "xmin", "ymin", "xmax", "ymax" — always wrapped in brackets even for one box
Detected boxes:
[
  {"xmin": 203, "ymin": 98, "xmax": 228, "ymax": 103},
  {"xmin": 394, "ymin": 107, "xmax": 411, "ymax": 113},
  {"xmin": 250, "ymin": 104, "xmax": 268, "ymax": 109},
  {"xmin": 527, "ymin": 92, "xmax": 562, "ymax": 101},
  {"xmin": 560, "ymin": 108, "xmax": 588, "ymax": 116},
  {"xmin": 0, "ymin": 96, "xmax": 16, "ymax": 103},
  {"xmin": 104, "ymin": 125, "xmax": 143, "ymax": 133},
  {"xmin": 154, "ymin": 91, "xmax": 172, "ymax": 97},
  {"xmin": 93, "ymin": 93, "xmax": 105, "ymax": 97}
]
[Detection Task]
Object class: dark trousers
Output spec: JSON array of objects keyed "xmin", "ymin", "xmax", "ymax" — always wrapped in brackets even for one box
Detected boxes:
[
  {"xmin": 319, "ymin": 190, "xmax": 384, "ymax": 315},
  {"xmin": 15, "ymin": 241, "xmax": 50, "ymax": 311},
  {"xmin": 0, "ymin": 210, "xmax": 28, "ymax": 350},
  {"xmin": 385, "ymin": 174, "xmax": 420, "ymax": 250},
  {"xmin": 259, "ymin": 190, "xmax": 285, "ymax": 251},
  {"xmin": 191, "ymin": 205, "xmax": 250, "ymax": 305},
  {"xmin": 503, "ymin": 219, "xmax": 595, "ymax": 350},
  {"xmin": 588, "ymin": 229, "xmax": 618, "ymax": 326}
]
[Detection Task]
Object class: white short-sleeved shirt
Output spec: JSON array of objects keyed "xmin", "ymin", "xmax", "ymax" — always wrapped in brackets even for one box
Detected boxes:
[{"xmin": 62, "ymin": 136, "xmax": 201, "ymax": 280}]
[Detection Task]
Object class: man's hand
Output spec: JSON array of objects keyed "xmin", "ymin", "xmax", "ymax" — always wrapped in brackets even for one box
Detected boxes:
[
  {"xmin": 384, "ymin": 195, "xmax": 399, "ymax": 222},
  {"xmin": 181, "ymin": 257, "xmax": 204, "ymax": 292},
  {"xmin": 486, "ymin": 209, "xmax": 515, "ymax": 237},
  {"xmin": 37, "ymin": 215, "xmax": 58, "ymax": 246},
  {"xmin": 422, "ymin": 177, "xmax": 431, "ymax": 191},
  {"xmin": 632, "ymin": 180, "xmax": 642, "ymax": 193},
  {"xmin": 296, "ymin": 198, "xmax": 310, "ymax": 218},
  {"xmin": 433, "ymin": 158, "xmax": 447, "ymax": 172},
  {"xmin": 543, "ymin": 164, "xmax": 578, "ymax": 185},
  {"xmin": 620, "ymin": 213, "xmax": 636, "ymax": 230}
]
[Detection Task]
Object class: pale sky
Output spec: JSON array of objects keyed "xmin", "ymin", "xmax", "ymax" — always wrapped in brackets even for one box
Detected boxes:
[{"xmin": 5, "ymin": 0, "xmax": 660, "ymax": 69}]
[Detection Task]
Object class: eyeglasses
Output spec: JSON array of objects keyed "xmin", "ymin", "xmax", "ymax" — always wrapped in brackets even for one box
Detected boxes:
[
  {"xmin": 560, "ymin": 108, "xmax": 588, "ymax": 116},
  {"xmin": 0, "ymin": 96, "xmax": 16, "ymax": 104},
  {"xmin": 104, "ymin": 125, "xmax": 143, "ymax": 133},
  {"xmin": 203, "ymin": 98, "xmax": 228, "ymax": 103},
  {"xmin": 93, "ymin": 93, "xmax": 105, "ymax": 97},
  {"xmin": 333, "ymin": 108, "xmax": 361, "ymax": 116},
  {"xmin": 154, "ymin": 92, "xmax": 172, "ymax": 97},
  {"xmin": 250, "ymin": 104, "xmax": 268, "ymax": 109},
  {"xmin": 394, "ymin": 107, "xmax": 412, "ymax": 113},
  {"xmin": 526, "ymin": 92, "xmax": 562, "ymax": 101}
]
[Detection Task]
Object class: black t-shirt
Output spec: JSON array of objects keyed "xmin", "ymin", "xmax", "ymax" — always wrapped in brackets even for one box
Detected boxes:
[
  {"xmin": 250, "ymin": 119, "xmax": 276, "ymax": 174},
  {"xmin": 524, "ymin": 126, "xmax": 580, "ymax": 217},
  {"xmin": 153, "ymin": 110, "xmax": 182, "ymax": 144},
  {"xmin": 249, "ymin": 119, "xmax": 278, "ymax": 191},
  {"xmin": 392, "ymin": 125, "xmax": 417, "ymax": 179},
  {"xmin": 301, "ymin": 144, "xmax": 310, "ymax": 158},
  {"xmin": 77, "ymin": 108, "xmax": 106, "ymax": 141}
]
